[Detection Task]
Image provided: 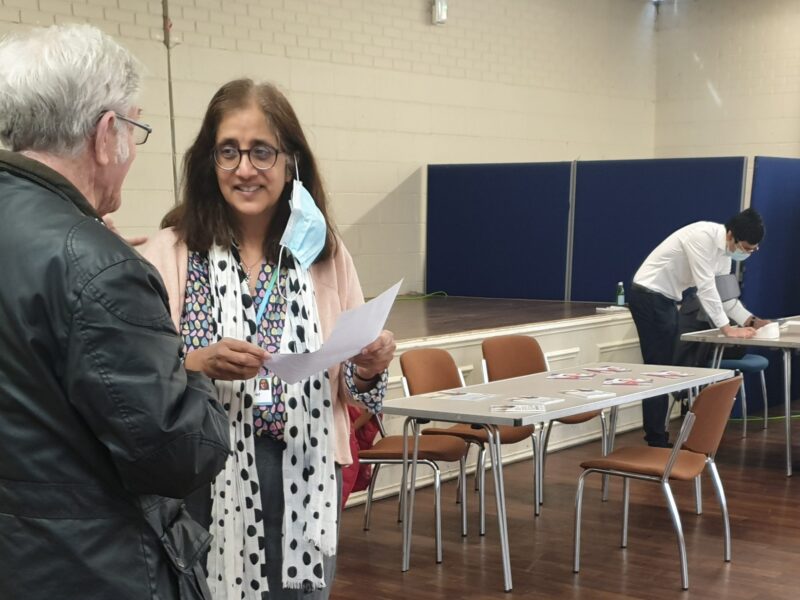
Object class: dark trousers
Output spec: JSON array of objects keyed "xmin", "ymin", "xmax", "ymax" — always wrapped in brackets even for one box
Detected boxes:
[
  {"xmin": 628, "ymin": 284, "xmax": 679, "ymax": 445},
  {"xmin": 256, "ymin": 435, "xmax": 342, "ymax": 600}
]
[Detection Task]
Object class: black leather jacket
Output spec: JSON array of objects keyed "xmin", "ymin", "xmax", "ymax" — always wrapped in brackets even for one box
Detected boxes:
[{"xmin": 0, "ymin": 151, "xmax": 230, "ymax": 599}]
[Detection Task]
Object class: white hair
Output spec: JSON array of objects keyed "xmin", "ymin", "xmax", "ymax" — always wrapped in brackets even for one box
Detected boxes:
[{"xmin": 0, "ymin": 24, "xmax": 141, "ymax": 156}]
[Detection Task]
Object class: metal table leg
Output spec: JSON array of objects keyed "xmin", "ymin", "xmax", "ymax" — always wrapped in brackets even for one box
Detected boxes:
[
  {"xmin": 784, "ymin": 349, "xmax": 793, "ymax": 477},
  {"xmin": 602, "ymin": 406, "xmax": 619, "ymax": 501},
  {"xmin": 402, "ymin": 418, "xmax": 421, "ymax": 571},
  {"xmin": 533, "ymin": 424, "xmax": 545, "ymax": 515},
  {"xmin": 483, "ymin": 425, "xmax": 513, "ymax": 591}
]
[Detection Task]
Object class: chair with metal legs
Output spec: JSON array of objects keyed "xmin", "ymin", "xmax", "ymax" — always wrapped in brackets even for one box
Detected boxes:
[
  {"xmin": 718, "ymin": 354, "xmax": 769, "ymax": 437},
  {"xmin": 399, "ymin": 347, "xmax": 536, "ymax": 534},
  {"xmin": 359, "ymin": 413, "xmax": 469, "ymax": 564},
  {"xmin": 573, "ymin": 375, "xmax": 741, "ymax": 590},
  {"xmin": 481, "ymin": 335, "xmax": 608, "ymax": 511},
  {"xmin": 667, "ymin": 353, "xmax": 769, "ymax": 438}
]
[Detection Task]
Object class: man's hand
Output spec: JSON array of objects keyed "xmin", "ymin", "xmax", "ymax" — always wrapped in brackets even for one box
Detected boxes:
[
  {"xmin": 720, "ymin": 324, "xmax": 756, "ymax": 339},
  {"xmin": 103, "ymin": 216, "xmax": 148, "ymax": 247}
]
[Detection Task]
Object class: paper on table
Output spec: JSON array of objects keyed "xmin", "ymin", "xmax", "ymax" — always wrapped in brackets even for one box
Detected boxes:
[
  {"xmin": 265, "ymin": 280, "xmax": 402, "ymax": 384},
  {"xmin": 427, "ymin": 391, "xmax": 496, "ymax": 402},
  {"xmin": 563, "ymin": 388, "xmax": 617, "ymax": 399},
  {"xmin": 508, "ymin": 395, "xmax": 564, "ymax": 405},
  {"xmin": 603, "ymin": 377, "xmax": 653, "ymax": 386},
  {"xmin": 753, "ymin": 322, "xmax": 780, "ymax": 340},
  {"xmin": 491, "ymin": 404, "xmax": 546, "ymax": 413}
]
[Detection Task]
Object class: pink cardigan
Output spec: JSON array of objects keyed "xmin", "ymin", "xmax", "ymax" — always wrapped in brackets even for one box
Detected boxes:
[{"xmin": 139, "ymin": 228, "xmax": 364, "ymax": 466}]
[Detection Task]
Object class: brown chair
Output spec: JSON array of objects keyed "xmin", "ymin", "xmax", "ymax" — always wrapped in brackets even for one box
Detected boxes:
[
  {"xmin": 572, "ymin": 376, "xmax": 741, "ymax": 590},
  {"xmin": 400, "ymin": 347, "xmax": 536, "ymax": 533},
  {"xmin": 481, "ymin": 335, "xmax": 607, "ymax": 510},
  {"xmin": 359, "ymin": 412, "xmax": 469, "ymax": 564}
]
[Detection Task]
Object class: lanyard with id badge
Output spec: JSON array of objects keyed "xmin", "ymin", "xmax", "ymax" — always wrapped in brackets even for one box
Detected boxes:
[{"xmin": 254, "ymin": 268, "xmax": 280, "ymax": 408}]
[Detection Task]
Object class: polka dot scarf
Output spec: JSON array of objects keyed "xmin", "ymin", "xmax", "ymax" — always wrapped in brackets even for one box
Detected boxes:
[{"xmin": 205, "ymin": 244, "xmax": 336, "ymax": 597}]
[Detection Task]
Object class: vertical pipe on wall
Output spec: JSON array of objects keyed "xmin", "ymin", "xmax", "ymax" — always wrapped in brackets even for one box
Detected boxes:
[
  {"xmin": 162, "ymin": 0, "xmax": 179, "ymax": 205},
  {"xmin": 564, "ymin": 160, "xmax": 578, "ymax": 301}
]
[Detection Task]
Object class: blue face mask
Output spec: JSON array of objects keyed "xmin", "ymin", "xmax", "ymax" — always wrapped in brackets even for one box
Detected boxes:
[
  {"xmin": 279, "ymin": 164, "xmax": 326, "ymax": 271},
  {"xmin": 729, "ymin": 248, "xmax": 750, "ymax": 262},
  {"xmin": 726, "ymin": 242, "xmax": 752, "ymax": 262}
]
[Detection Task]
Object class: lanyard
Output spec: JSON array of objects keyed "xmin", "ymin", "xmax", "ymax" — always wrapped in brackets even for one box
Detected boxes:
[{"xmin": 254, "ymin": 268, "xmax": 280, "ymax": 327}]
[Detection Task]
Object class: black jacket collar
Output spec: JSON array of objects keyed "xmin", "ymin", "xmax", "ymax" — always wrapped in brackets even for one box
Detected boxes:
[{"xmin": 0, "ymin": 150, "xmax": 100, "ymax": 219}]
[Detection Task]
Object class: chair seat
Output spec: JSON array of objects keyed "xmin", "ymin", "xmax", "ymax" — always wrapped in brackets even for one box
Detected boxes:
[
  {"xmin": 580, "ymin": 446, "xmax": 707, "ymax": 480},
  {"xmin": 421, "ymin": 423, "xmax": 535, "ymax": 445},
  {"xmin": 718, "ymin": 354, "xmax": 769, "ymax": 373},
  {"xmin": 556, "ymin": 410, "xmax": 603, "ymax": 425},
  {"xmin": 359, "ymin": 434, "xmax": 467, "ymax": 462}
]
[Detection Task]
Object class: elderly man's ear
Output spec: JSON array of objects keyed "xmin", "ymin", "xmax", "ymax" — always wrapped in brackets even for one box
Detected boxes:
[{"xmin": 92, "ymin": 111, "xmax": 117, "ymax": 166}]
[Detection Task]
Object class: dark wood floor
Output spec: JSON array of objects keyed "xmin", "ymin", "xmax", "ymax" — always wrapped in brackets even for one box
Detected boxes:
[
  {"xmin": 333, "ymin": 408, "xmax": 800, "ymax": 599},
  {"xmin": 385, "ymin": 297, "xmax": 608, "ymax": 341}
]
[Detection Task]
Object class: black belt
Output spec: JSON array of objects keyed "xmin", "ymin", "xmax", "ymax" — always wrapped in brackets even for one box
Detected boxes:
[{"xmin": 631, "ymin": 283, "xmax": 678, "ymax": 305}]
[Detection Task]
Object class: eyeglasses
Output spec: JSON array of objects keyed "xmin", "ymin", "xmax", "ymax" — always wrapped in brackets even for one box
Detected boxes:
[
  {"xmin": 213, "ymin": 143, "xmax": 282, "ymax": 171},
  {"xmin": 735, "ymin": 240, "xmax": 759, "ymax": 254},
  {"xmin": 113, "ymin": 112, "xmax": 152, "ymax": 145}
]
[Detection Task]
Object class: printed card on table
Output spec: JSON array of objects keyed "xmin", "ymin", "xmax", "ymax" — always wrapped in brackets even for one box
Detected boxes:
[
  {"xmin": 603, "ymin": 377, "xmax": 654, "ymax": 386},
  {"xmin": 562, "ymin": 388, "xmax": 617, "ymax": 400},
  {"xmin": 546, "ymin": 372, "xmax": 595, "ymax": 380},
  {"xmin": 583, "ymin": 365, "xmax": 631, "ymax": 374},
  {"xmin": 491, "ymin": 403, "xmax": 547, "ymax": 413},
  {"xmin": 640, "ymin": 370, "xmax": 690, "ymax": 379},
  {"xmin": 507, "ymin": 396, "xmax": 564, "ymax": 406},
  {"xmin": 427, "ymin": 391, "xmax": 496, "ymax": 402}
]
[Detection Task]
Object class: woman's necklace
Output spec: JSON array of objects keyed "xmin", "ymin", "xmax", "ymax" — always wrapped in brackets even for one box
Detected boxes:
[{"xmin": 241, "ymin": 255, "xmax": 264, "ymax": 293}]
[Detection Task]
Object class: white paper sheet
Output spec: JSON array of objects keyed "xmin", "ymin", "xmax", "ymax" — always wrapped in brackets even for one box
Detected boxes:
[{"xmin": 265, "ymin": 280, "xmax": 402, "ymax": 384}]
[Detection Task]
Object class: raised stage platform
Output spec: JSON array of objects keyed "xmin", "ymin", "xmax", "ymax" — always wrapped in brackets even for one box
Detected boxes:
[{"xmin": 385, "ymin": 296, "xmax": 609, "ymax": 342}]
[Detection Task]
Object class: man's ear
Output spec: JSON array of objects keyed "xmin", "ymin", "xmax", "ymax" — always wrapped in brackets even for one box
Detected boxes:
[{"xmin": 93, "ymin": 111, "xmax": 116, "ymax": 166}]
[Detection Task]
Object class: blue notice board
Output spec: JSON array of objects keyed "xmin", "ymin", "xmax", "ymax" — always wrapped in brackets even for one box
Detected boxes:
[
  {"xmin": 570, "ymin": 157, "xmax": 745, "ymax": 302},
  {"xmin": 740, "ymin": 157, "xmax": 800, "ymax": 410},
  {"xmin": 426, "ymin": 162, "xmax": 571, "ymax": 299},
  {"xmin": 741, "ymin": 156, "xmax": 800, "ymax": 317}
]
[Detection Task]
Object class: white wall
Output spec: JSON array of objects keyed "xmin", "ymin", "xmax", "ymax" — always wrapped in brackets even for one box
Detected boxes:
[
  {"xmin": 0, "ymin": 0, "xmax": 656, "ymax": 296},
  {"xmin": 655, "ymin": 0, "xmax": 800, "ymax": 200}
]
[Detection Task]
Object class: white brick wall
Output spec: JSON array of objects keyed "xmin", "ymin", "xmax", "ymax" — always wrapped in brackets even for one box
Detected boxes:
[
  {"xmin": 1, "ymin": 0, "xmax": 660, "ymax": 295},
  {"xmin": 655, "ymin": 0, "xmax": 800, "ymax": 205},
  {"xmin": 656, "ymin": 0, "xmax": 800, "ymax": 157}
]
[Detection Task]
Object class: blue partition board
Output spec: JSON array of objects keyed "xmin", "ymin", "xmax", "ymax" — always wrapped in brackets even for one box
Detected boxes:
[
  {"xmin": 740, "ymin": 156, "xmax": 800, "ymax": 410},
  {"xmin": 426, "ymin": 162, "xmax": 571, "ymax": 299},
  {"xmin": 741, "ymin": 156, "xmax": 800, "ymax": 317},
  {"xmin": 571, "ymin": 157, "xmax": 745, "ymax": 302}
]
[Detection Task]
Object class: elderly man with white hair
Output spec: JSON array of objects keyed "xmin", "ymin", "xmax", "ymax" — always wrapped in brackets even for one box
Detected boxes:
[{"xmin": 0, "ymin": 24, "xmax": 230, "ymax": 600}]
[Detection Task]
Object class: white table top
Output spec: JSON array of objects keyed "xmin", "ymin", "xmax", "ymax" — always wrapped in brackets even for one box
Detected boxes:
[
  {"xmin": 383, "ymin": 362, "xmax": 734, "ymax": 426},
  {"xmin": 680, "ymin": 316, "xmax": 800, "ymax": 350}
]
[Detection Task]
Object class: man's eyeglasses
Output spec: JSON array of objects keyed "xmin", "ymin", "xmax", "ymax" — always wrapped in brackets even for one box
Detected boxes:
[
  {"xmin": 213, "ymin": 143, "xmax": 282, "ymax": 171},
  {"xmin": 735, "ymin": 240, "xmax": 759, "ymax": 254},
  {"xmin": 114, "ymin": 112, "xmax": 152, "ymax": 145}
]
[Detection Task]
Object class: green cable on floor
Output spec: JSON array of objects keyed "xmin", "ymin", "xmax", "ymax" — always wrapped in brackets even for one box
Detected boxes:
[
  {"xmin": 727, "ymin": 413, "xmax": 800, "ymax": 422},
  {"xmin": 396, "ymin": 291, "xmax": 448, "ymax": 300}
]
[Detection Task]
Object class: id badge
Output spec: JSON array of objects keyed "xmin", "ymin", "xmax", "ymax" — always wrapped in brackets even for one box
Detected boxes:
[{"xmin": 255, "ymin": 376, "xmax": 273, "ymax": 407}]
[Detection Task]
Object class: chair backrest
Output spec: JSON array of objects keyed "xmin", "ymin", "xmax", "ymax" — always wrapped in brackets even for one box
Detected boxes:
[
  {"xmin": 683, "ymin": 375, "xmax": 743, "ymax": 456},
  {"xmin": 400, "ymin": 348, "xmax": 463, "ymax": 396},
  {"xmin": 481, "ymin": 335, "xmax": 549, "ymax": 382}
]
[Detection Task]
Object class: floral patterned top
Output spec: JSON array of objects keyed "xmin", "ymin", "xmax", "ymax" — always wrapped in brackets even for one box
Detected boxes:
[{"xmin": 180, "ymin": 251, "xmax": 385, "ymax": 440}]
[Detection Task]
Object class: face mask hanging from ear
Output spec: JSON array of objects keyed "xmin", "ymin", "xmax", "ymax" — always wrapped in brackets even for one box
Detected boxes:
[{"xmin": 278, "ymin": 156, "xmax": 327, "ymax": 271}]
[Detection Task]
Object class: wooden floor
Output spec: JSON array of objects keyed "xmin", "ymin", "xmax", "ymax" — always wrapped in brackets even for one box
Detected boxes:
[
  {"xmin": 385, "ymin": 296, "xmax": 607, "ymax": 341},
  {"xmin": 333, "ymin": 408, "xmax": 800, "ymax": 599}
]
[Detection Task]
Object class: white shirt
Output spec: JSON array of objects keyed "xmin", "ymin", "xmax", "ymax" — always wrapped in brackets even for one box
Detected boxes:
[{"xmin": 633, "ymin": 221, "xmax": 752, "ymax": 328}]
